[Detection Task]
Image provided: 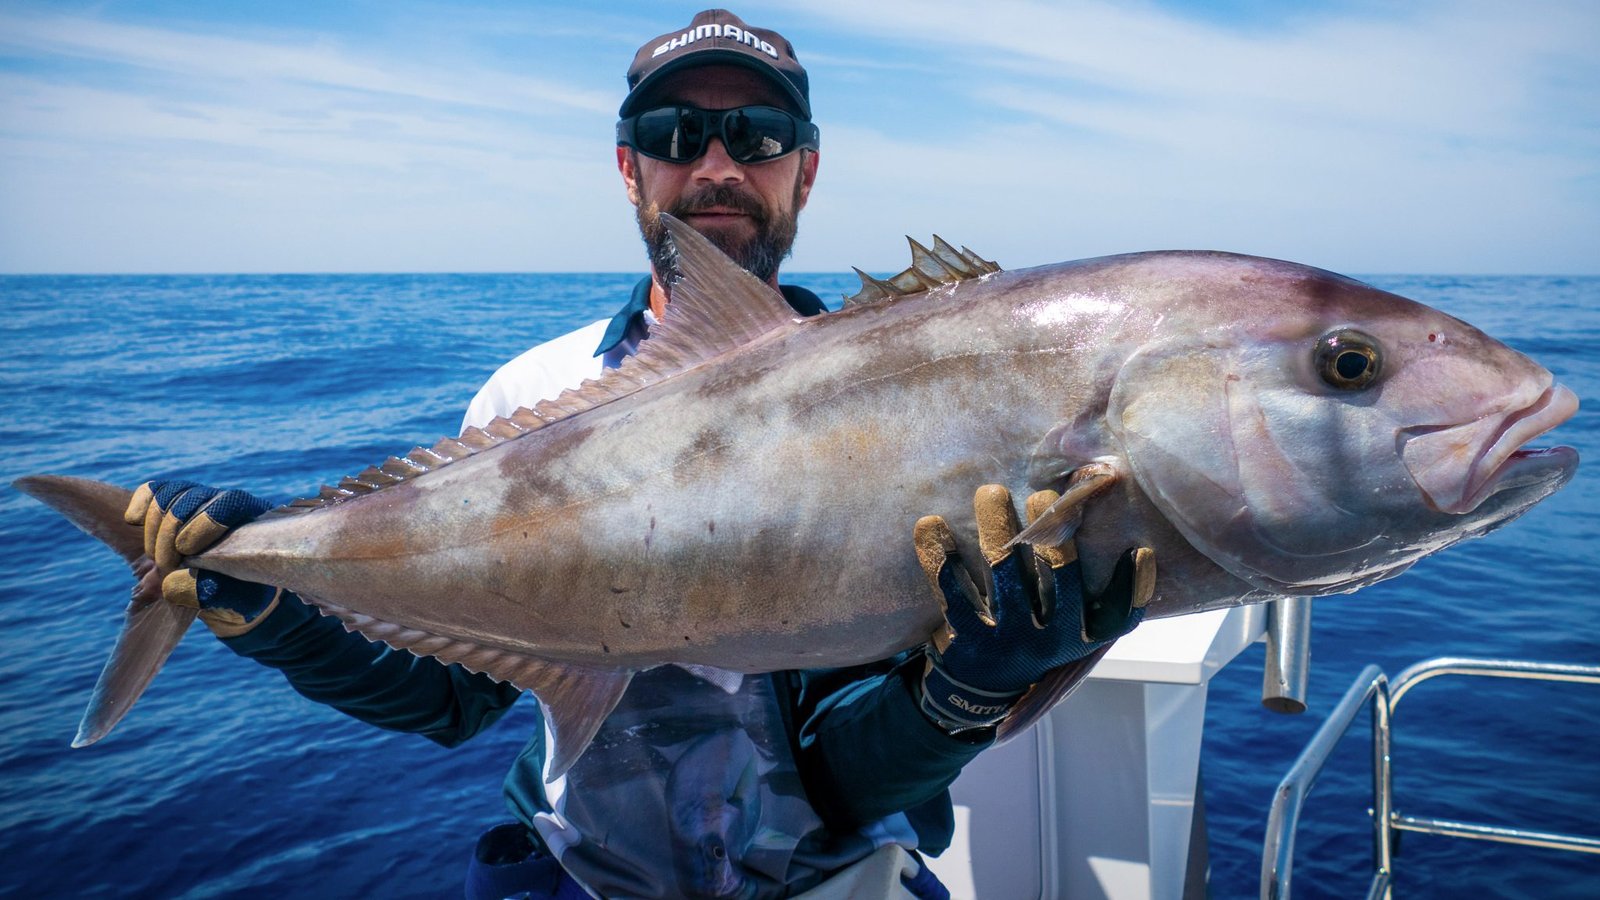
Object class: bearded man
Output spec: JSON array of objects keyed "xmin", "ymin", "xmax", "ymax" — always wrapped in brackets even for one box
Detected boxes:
[{"xmin": 124, "ymin": 11, "xmax": 1143, "ymax": 898}]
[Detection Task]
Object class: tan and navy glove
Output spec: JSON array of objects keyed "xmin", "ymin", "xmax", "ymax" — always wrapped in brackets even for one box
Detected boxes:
[
  {"xmin": 913, "ymin": 485, "xmax": 1154, "ymax": 734},
  {"xmin": 125, "ymin": 480, "xmax": 281, "ymax": 637}
]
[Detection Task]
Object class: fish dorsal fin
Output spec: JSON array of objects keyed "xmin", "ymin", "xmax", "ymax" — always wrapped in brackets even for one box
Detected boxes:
[
  {"xmin": 269, "ymin": 214, "xmax": 801, "ymax": 519},
  {"xmin": 312, "ymin": 596, "xmax": 634, "ymax": 781},
  {"xmin": 843, "ymin": 235, "xmax": 1000, "ymax": 307},
  {"xmin": 649, "ymin": 213, "xmax": 802, "ymax": 353}
]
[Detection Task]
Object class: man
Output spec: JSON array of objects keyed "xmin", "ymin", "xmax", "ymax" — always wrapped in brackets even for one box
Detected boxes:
[{"xmin": 127, "ymin": 11, "xmax": 1146, "ymax": 898}]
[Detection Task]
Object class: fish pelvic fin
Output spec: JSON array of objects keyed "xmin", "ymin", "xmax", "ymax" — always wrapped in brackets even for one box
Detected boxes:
[
  {"xmin": 12, "ymin": 475, "xmax": 191, "ymax": 746},
  {"xmin": 843, "ymin": 235, "xmax": 1000, "ymax": 307},
  {"xmin": 311, "ymin": 597, "xmax": 633, "ymax": 781}
]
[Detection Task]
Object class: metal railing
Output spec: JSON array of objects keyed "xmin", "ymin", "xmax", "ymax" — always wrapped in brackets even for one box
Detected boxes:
[{"xmin": 1259, "ymin": 656, "xmax": 1600, "ymax": 899}]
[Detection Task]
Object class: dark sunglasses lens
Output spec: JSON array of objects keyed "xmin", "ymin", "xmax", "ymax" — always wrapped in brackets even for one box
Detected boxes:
[
  {"xmin": 721, "ymin": 108, "xmax": 797, "ymax": 162},
  {"xmin": 633, "ymin": 107, "xmax": 707, "ymax": 161}
]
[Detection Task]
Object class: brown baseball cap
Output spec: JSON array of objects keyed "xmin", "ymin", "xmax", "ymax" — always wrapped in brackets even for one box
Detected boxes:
[{"xmin": 620, "ymin": 9, "xmax": 811, "ymax": 119}]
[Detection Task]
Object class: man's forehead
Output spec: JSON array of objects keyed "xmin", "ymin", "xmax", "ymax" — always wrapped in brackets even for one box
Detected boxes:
[{"xmin": 645, "ymin": 65, "xmax": 793, "ymax": 110}]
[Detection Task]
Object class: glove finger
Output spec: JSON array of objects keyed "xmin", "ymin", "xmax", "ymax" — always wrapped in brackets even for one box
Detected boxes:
[
  {"xmin": 973, "ymin": 484, "xmax": 1020, "ymax": 566},
  {"xmin": 161, "ymin": 569, "xmax": 200, "ymax": 609},
  {"xmin": 1022, "ymin": 490, "xmax": 1070, "ymax": 626},
  {"xmin": 124, "ymin": 482, "xmax": 157, "ymax": 526},
  {"xmin": 913, "ymin": 515, "xmax": 956, "ymax": 589},
  {"xmin": 936, "ymin": 558, "xmax": 993, "ymax": 629},
  {"xmin": 175, "ymin": 489, "xmax": 268, "ymax": 556},
  {"xmin": 915, "ymin": 515, "xmax": 992, "ymax": 630},
  {"xmin": 151, "ymin": 480, "xmax": 201, "ymax": 513},
  {"xmin": 143, "ymin": 480, "xmax": 198, "ymax": 558},
  {"xmin": 154, "ymin": 486, "xmax": 215, "ymax": 572},
  {"xmin": 1082, "ymin": 547, "xmax": 1156, "ymax": 642},
  {"xmin": 987, "ymin": 550, "xmax": 1043, "ymax": 630},
  {"xmin": 1024, "ymin": 489, "xmax": 1079, "ymax": 570}
]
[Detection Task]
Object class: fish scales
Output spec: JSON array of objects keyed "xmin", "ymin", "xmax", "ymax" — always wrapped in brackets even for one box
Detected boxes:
[{"xmin": 15, "ymin": 217, "xmax": 1579, "ymax": 774}]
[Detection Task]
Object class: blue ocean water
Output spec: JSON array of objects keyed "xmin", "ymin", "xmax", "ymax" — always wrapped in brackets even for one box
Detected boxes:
[{"xmin": 0, "ymin": 271, "xmax": 1594, "ymax": 898}]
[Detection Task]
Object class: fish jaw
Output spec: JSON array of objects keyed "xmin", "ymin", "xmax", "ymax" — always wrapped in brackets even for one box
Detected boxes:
[{"xmin": 1401, "ymin": 383, "xmax": 1580, "ymax": 515}]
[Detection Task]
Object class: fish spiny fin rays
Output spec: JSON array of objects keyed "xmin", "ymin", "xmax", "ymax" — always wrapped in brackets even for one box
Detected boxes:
[
  {"xmin": 313, "ymin": 597, "xmax": 633, "ymax": 780},
  {"xmin": 267, "ymin": 213, "xmax": 804, "ymax": 519},
  {"xmin": 843, "ymin": 235, "xmax": 1000, "ymax": 307}
]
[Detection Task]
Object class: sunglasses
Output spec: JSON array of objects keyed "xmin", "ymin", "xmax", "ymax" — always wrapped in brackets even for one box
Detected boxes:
[{"xmin": 617, "ymin": 105, "xmax": 820, "ymax": 165}]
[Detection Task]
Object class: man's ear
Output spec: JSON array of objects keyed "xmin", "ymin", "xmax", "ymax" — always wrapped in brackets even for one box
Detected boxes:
[
  {"xmin": 796, "ymin": 149, "xmax": 819, "ymax": 211},
  {"xmin": 617, "ymin": 146, "xmax": 641, "ymax": 206}
]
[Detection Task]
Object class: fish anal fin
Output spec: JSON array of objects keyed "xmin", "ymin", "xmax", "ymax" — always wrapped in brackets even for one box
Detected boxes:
[
  {"xmin": 1010, "ymin": 463, "xmax": 1120, "ymax": 550},
  {"xmin": 310, "ymin": 597, "xmax": 632, "ymax": 780},
  {"xmin": 995, "ymin": 643, "xmax": 1114, "ymax": 743}
]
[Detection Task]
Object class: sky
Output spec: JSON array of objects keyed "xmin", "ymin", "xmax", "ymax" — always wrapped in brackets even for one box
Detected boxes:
[{"xmin": 0, "ymin": 0, "xmax": 1596, "ymax": 275}]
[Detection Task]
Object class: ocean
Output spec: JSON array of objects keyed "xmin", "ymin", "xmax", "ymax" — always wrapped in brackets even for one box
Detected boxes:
[{"xmin": 0, "ymin": 271, "xmax": 1594, "ymax": 898}]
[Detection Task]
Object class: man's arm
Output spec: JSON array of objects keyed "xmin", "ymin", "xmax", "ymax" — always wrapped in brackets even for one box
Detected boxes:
[
  {"xmin": 223, "ymin": 595, "xmax": 521, "ymax": 747},
  {"xmin": 779, "ymin": 654, "xmax": 987, "ymax": 853}
]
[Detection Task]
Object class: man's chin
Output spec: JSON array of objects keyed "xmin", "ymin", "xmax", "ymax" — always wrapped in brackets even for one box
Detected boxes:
[
  {"xmin": 688, "ymin": 223, "xmax": 761, "ymax": 261},
  {"xmin": 683, "ymin": 214, "xmax": 757, "ymax": 242}
]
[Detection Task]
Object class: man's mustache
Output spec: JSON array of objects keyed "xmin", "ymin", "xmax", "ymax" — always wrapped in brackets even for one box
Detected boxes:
[{"xmin": 670, "ymin": 186, "xmax": 768, "ymax": 224}]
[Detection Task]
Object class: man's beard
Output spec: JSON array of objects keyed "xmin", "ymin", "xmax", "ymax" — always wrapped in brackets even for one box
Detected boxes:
[{"xmin": 636, "ymin": 168, "xmax": 803, "ymax": 285}]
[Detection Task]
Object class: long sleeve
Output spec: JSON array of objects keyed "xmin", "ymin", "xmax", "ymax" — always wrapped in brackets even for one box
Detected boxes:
[
  {"xmin": 778, "ymin": 651, "xmax": 993, "ymax": 854},
  {"xmin": 222, "ymin": 592, "xmax": 522, "ymax": 747}
]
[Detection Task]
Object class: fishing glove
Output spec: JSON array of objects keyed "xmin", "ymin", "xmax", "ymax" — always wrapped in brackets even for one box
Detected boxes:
[
  {"xmin": 124, "ymin": 480, "xmax": 281, "ymax": 637},
  {"xmin": 914, "ymin": 484, "xmax": 1154, "ymax": 734}
]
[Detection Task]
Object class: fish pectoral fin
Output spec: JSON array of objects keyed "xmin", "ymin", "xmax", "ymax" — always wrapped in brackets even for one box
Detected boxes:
[
  {"xmin": 1008, "ymin": 463, "xmax": 1119, "ymax": 551},
  {"xmin": 993, "ymin": 643, "xmax": 1115, "ymax": 744}
]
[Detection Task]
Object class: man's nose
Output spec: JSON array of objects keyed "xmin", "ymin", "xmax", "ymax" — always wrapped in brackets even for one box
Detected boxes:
[{"xmin": 689, "ymin": 137, "xmax": 745, "ymax": 184}]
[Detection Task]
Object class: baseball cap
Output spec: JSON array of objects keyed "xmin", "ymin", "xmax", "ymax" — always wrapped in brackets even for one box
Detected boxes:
[{"xmin": 620, "ymin": 9, "xmax": 810, "ymax": 119}]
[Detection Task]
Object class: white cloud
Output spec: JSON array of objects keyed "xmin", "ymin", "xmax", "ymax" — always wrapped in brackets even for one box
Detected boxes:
[
  {"xmin": 776, "ymin": 0, "xmax": 1600, "ymax": 274},
  {"xmin": 0, "ymin": 12, "xmax": 616, "ymax": 116},
  {"xmin": 0, "ymin": 2, "xmax": 1595, "ymax": 273}
]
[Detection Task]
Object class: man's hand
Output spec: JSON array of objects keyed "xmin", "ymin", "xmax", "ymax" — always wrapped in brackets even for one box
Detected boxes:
[
  {"xmin": 124, "ymin": 480, "xmax": 281, "ymax": 637},
  {"xmin": 913, "ymin": 484, "xmax": 1154, "ymax": 734}
]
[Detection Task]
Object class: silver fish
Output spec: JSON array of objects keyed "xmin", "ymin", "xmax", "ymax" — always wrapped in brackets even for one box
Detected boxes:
[{"xmin": 14, "ymin": 216, "xmax": 1579, "ymax": 777}]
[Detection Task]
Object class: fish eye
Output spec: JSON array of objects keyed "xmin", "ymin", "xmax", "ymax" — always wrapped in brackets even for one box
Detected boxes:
[{"xmin": 1314, "ymin": 329, "xmax": 1382, "ymax": 390}]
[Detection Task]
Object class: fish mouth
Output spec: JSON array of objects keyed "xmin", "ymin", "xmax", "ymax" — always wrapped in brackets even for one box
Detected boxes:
[{"xmin": 1403, "ymin": 384, "xmax": 1580, "ymax": 515}]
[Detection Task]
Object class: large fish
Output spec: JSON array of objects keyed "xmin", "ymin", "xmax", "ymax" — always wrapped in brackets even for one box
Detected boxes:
[{"xmin": 15, "ymin": 217, "xmax": 1579, "ymax": 777}]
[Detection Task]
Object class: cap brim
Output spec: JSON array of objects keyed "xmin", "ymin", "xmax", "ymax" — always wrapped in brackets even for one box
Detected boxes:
[{"xmin": 620, "ymin": 49, "xmax": 809, "ymax": 119}]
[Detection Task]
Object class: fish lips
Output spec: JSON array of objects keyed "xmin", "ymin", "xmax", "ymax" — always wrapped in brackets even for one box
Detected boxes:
[{"xmin": 1402, "ymin": 383, "xmax": 1580, "ymax": 517}]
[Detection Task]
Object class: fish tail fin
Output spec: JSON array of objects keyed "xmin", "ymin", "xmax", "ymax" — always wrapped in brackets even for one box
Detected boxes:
[{"xmin": 12, "ymin": 475, "xmax": 194, "ymax": 746}]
